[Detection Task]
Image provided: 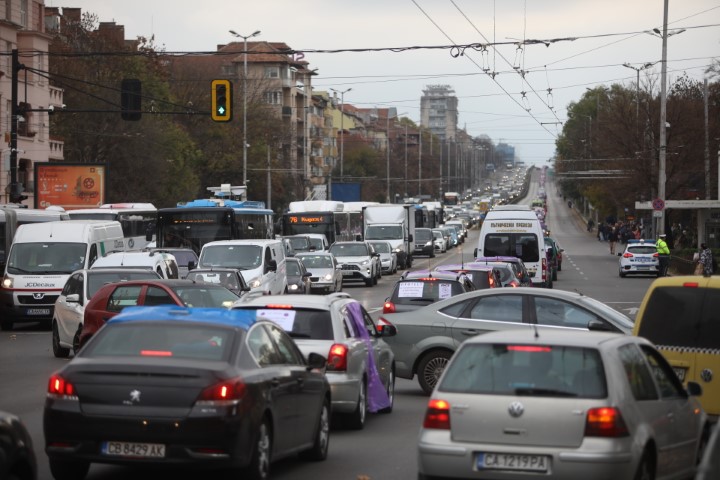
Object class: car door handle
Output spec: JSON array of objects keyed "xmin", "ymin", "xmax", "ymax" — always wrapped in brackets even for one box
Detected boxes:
[{"xmin": 461, "ymin": 329, "xmax": 481, "ymax": 336}]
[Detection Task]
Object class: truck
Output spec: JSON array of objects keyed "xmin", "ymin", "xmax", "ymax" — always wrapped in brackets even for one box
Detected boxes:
[{"xmin": 362, "ymin": 204, "xmax": 415, "ymax": 269}]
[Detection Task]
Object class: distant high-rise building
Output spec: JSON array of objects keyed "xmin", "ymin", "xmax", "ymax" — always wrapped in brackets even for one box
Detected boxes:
[{"xmin": 420, "ymin": 85, "xmax": 458, "ymax": 141}]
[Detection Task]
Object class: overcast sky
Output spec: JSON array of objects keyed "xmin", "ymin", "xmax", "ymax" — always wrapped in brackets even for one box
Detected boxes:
[{"xmin": 49, "ymin": 0, "xmax": 720, "ymax": 165}]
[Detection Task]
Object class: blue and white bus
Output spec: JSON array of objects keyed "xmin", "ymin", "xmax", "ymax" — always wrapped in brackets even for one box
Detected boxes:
[{"xmin": 67, "ymin": 203, "xmax": 157, "ymax": 250}]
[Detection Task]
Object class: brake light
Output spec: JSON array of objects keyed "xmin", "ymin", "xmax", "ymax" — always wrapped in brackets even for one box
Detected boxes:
[
  {"xmin": 48, "ymin": 374, "xmax": 77, "ymax": 399},
  {"xmin": 423, "ymin": 399, "xmax": 451, "ymax": 429},
  {"xmin": 585, "ymin": 407, "xmax": 629, "ymax": 437},
  {"xmin": 196, "ymin": 378, "xmax": 246, "ymax": 405},
  {"xmin": 327, "ymin": 344, "xmax": 348, "ymax": 371},
  {"xmin": 652, "ymin": 253, "xmax": 659, "ymax": 258},
  {"xmin": 383, "ymin": 301, "xmax": 396, "ymax": 314},
  {"xmin": 623, "ymin": 253, "xmax": 633, "ymax": 258},
  {"xmin": 264, "ymin": 304, "xmax": 294, "ymax": 309},
  {"xmin": 542, "ymin": 258, "xmax": 547, "ymax": 281},
  {"xmin": 509, "ymin": 280, "xmax": 520, "ymax": 288},
  {"xmin": 683, "ymin": 282, "xmax": 700, "ymax": 288},
  {"xmin": 140, "ymin": 350, "xmax": 173, "ymax": 357},
  {"xmin": 507, "ymin": 345, "xmax": 552, "ymax": 352}
]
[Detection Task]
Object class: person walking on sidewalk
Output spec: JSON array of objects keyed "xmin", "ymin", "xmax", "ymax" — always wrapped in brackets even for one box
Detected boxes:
[
  {"xmin": 608, "ymin": 226, "xmax": 619, "ymax": 255},
  {"xmin": 656, "ymin": 233, "xmax": 670, "ymax": 277},
  {"xmin": 697, "ymin": 243, "xmax": 714, "ymax": 277}
]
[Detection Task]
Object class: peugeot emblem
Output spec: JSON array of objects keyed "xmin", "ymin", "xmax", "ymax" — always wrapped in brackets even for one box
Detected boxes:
[
  {"xmin": 508, "ymin": 401, "xmax": 524, "ymax": 418},
  {"xmin": 700, "ymin": 369, "xmax": 713, "ymax": 383},
  {"xmin": 130, "ymin": 389, "xmax": 141, "ymax": 403},
  {"xmin": 33, "ymin": 293, "xmax": 44, "ymax": 300}
]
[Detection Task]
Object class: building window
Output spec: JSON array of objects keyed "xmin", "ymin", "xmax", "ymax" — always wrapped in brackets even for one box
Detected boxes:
[
  {"xmin": 221, "ymin": 64, "xmax": 234, "ymax": 75},
  {"xmin": 263, "ymin": 91, "xmax": 282, "ymax": 105},
  {"xmin": 264, "ymin": 67, "xmax": 279, "ymax": 79},
  {"xmin": 19, "ymin": 0, "xmax": 27, "ymax": 27}
]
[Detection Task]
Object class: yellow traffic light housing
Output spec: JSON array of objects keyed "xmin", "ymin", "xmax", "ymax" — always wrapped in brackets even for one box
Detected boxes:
[{"xmin": 211, "ymin": 79, "xmax": 232, "ymax": 122}]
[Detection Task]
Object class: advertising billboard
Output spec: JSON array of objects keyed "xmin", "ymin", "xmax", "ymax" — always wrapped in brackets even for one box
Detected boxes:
[{"xmin": 34, "ymin": 163, "xmax": 107, "ymax": 210}]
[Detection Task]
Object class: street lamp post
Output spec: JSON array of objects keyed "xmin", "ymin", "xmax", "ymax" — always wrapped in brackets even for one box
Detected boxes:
[
  {"xmin": 385, "ymin": 111, "xmax": 407, "ymax": 203},
  {"xmin": 330, "ymin": 88, "xmax": 352, "ymax": 179},
  {"xmin": 229, "ymin": 29, "xmax": 261, "ymax": 190},
  {"xmin": 404, "ymin": 124, "xmax": 408, "ymax": 197},
  {"xmin": 622, "ymin": 62, "xmax": 655, "ymax": 135}
]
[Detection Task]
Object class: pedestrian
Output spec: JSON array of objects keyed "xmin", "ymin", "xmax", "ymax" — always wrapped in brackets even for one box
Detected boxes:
[
  {"xmin": 656, "ymin": 233, "xmax": 670, "ymax": 277},
  {"xmin": 587, "ymin": 219, "xmax": 594, "ymax": 232},
  {"xmin": 608, "ymin": 226, "xmax": 619, "ymax": 255},
  {"xmin": 696, "ymin": 243, "xmax": 714, "ymax": 277}
]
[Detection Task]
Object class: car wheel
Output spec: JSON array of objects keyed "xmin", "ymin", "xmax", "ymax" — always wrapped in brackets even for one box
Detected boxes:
[
  {"xmin": 72, "ymin": 324, "xmax": 83, "ymax": 354},
  {"xmin": 49, "ymin": 459, "xmax": 90, "ymax": 480},
  {"xmin": 243, "ymin": 418, "xmax": 272, "ymax": 480},
  {"xmin": 347, "ymin": 379, "xmax": 367, "ymax": 430},
  {"xmin": 558, "ymin": 262, "xmax": 562, "ymax": 271},
  {"xmin": 418, "ymin": 350, "xmax": 453, "ymax": 395},
  {"xmin": 633, "ymin": 450, "xmax": 655, "ymax": 480},
  {"xmin": 619, "ymin": 270, "xmax": 626, "ymax": 278},
  {"xmin": 365, "ymin": 276, "xmax": 373, "ymax": 287},
  {"xmin": 300, "ymin": 398, "xmax": 330, "ymax": 461},
  {"xmin": 52, "ymin": 321, "xmax": 70, "ymax": 359},
  {"xmin": 379, "ymin": 367, "xmax": 395, "ymax": 414}
]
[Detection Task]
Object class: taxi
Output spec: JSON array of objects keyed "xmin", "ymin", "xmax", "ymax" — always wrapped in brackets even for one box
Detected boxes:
[{"xmin": 618, "ymin": 239, "xmax": 660, "ymax": 277}]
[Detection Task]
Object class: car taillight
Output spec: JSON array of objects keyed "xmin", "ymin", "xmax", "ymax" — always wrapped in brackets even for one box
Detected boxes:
[
  {"xmin": 383, "ymin": 301, "xmax": 396, "ymax": 314},
  {"xmin": 48, "ymin": 374, "xmax": 77, "ymax": 399},
  {"xmin": 327, "ymin": 344, "xmax": 348, "ymax": 371},
  {"xmin": 377, "ymin": 317, "xmax": 394, "ymax": 334},
  {"xmin": 423, "ymin": 399, "xmax": 450, "ymax": 429},
  {"xmin": 196, "ymin": 378, "xmax": 246, "ymax": 405},
  {"xmin": 623, "ymin": 253, "xmax": 633, "ymax": 258},
  {"xmin": 542, "ymin": 258, "xmax": 547, "ymax": 280},
  {"xmin": 585, "ymin": 407, "xmax": 629, "ymax": 437},
  {"xmin": 509, "ymin": 280, "xmax": 520, "ymax": 288}
]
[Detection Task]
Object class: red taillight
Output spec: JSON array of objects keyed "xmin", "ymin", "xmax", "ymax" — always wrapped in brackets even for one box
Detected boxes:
[
  {"xmin": 585, "ymin": 407, "xmax": 629, "ymax": 437},
  {"xmin": 683, "ymin": 282, "xmax": 700, "ymax": 288},
  {"xmin": 623, "ymin": 253, "xmax": 633, "ymax": 258},
  {"xmin": 383, "ymin": 301, "xmax": 396, "ymax": 314},
  {"xmin": 140, "ymin": 350, "xmax": 173, "ymax": 357},
  {"xmin": 423, "ymin": 399, "xmax": 450, "ymax": 429},
  {"xmin": 196, "ymin": 378, "xmax": 246, "ymax": 404},
  {"xmin": 507, "ymin": 345, "xmax": 552, "ymax": 352},
  {"xmin": 48, "ymin": 374, "xmax": 76, "ymax": 398},
  {"xmin": 542, "ymin": 258, "xmax": 547, "ymax": 280},
  {"xmin": 652, "ymin": 253, "xmax": 659, "ymax": 258},
  {"xmin": 509, "ymin": 280, "xmax": 520, "ymax": 288},
  {"xmin": 327, "ymin": 343, "xmax": 348, "ymax": 371}
]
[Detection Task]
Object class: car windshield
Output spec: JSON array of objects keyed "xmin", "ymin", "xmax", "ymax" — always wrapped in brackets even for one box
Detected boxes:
[
  {"xmin": 439, "ymin": 343, "xmax": 607, "ymax": 398},
  {"xmin": 286, "ymin": 261, "xmax": 302, "ymax": 276},
  {"xmin": 330, "ymin": 244, "xmax": 368, "ymax": 257},
  {"xmin": 6, "ymin": 242, "xmax": 87, "ymax": 274},
  {"xmin": 391, "ymin": 280, "xmax": 465, "ymax": 305},
  {"xmin": 171, "ymin": 285, "xmax": 239, "ymax": 307},
  {"xmin": 365, "ymin": 225, "xmax": 402, "ymax": 240},
  {"xmin": 241, "ymin": 307, "xmax": 334, "ymax": 340},
  {"xmin": 628, "ymin": 246, "xmax": 657, "ymax": 255},
  {"xmin": 186, "ymin": 271, "xmax": 242, "ymax": 291},
  {"xmin": 198, "ymin": 245, "xmax": 262, "ymax": 269},
  {"xmin": 308, "ymin": 238, "xmax": 324, "ymax": 250},
  {"xmin": 370, "ymin": 242, "xmax": 390, "ymax": 254},
  {"xmin": 287, "ymin": 237, "xmax": 311, "ymax": 250},
  {"xmin": 87, "ymin": 271, "xmax": 160, "ymax": 299},
  {"xmin": 299, "ymin": 255, "xmax": 334, "ymax": 269},
  {"xmin": 82, "ymin": 323, "xmax": 235, "ymax": 362},
  {"xmin": 415, "ymin": 230, "xmax": 433, "ymax": 241}
]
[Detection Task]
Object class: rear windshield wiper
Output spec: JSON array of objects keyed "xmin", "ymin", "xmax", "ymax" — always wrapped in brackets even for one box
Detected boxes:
[{"xmin": 513, "ymin": 387, "xmax": 577, "ymax": 397}]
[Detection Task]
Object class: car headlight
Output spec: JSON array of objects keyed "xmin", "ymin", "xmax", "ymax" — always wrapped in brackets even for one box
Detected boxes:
[
  {"xmin": 248, "ymin": 278, "xmax": 261, "ymax": 288},
  {"xmin": 360, "ymin": 260, "xmax": 370, "ymax": 266},
  {"xmin": 2, "ymin": 276, "xmax": 12, "ymax": 289},
  {"xmin": 425, "ymin": 241, "xmax": 433, "ymax": 246},
  {"xmin": 289, "ymin": 284, "xmax": 299, "ymax": 291},
  {"xmin": 393, "ymin": 247, "xmax": 404, "ymax": 253},
  {"xmin": 324, "ymin": 273, "xmax": 333, "ymax": 281}
]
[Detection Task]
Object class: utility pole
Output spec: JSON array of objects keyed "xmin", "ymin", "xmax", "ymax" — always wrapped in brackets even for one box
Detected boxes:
[
  {"xmin": 704, "ymin": 79, "xmax": 710, "ymax": 200},
  {"xmin": 9, "ymin": 49, "xmax": 22, "ymax": 203},
  {"xmin": 657, "ymin": 0, "xmax": 669, "ymax": 237},
  {"xmin": 418, "ymin": 127, "xmax": 422, "ymax": 196}
]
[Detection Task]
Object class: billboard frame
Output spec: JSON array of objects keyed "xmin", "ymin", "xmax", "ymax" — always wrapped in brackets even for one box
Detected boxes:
[{"xmin": 33, "ymin": 162, "xmax": 108, "ymax": 210}]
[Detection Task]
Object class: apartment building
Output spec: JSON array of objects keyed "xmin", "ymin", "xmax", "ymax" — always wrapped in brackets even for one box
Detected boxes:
[{"xmin": 420, "ymin": 85, "xmax": 458, "ymax": 142}]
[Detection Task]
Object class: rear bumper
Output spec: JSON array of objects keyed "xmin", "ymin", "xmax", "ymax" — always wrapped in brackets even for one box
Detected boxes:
[{"xmin": 326, "ymin": 373, "xmax": 360, "ymax": 413}]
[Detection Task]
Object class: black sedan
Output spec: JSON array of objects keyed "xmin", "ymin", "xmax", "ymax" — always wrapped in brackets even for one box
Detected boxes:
[
  {"xmin": 0, "ymin": 410, "xmax": 37, "ymax": 480},
  {"xmin": 44, "ymin": 305, "xmax": 331, "ymax": 480}
]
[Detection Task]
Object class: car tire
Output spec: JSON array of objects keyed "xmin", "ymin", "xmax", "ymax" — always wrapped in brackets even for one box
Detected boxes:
[
  {"xmin": 346, "ymin": 379, "xmax": 367, "ymax": 430},
  {"xmin": 633, "ymin": 450, "xmax": 655, "ymax": 480},
  {"xmin": 418, "ymin": 350, "xmax": 453, "ymax": 395},
  {"xmin": 49, "ymin": 459, "xmax": 90, "ymax": 480},
  {"xmin": 558, "ymin": 262, "xmax": 562, "ymax": 271},
  {"xmin": 300, "ymin": 398, "xmax": 330, "ymax": 461},
  {"xmin": 72, "ymin": 324, "xmax": 83, "ymax": 355},
  {"xmin": 243, "ymin": 418, "xmax": 272, "ymax": 480},
  {"xmin": 365, "ymin": 276, "xmax": 373, "ymax": 287},
  {"xmin": 379, "ymin": 367, "xmax": 395, "ymax": 414},
  {"xmin": 619, "ymin": 270, "xmax": 626, "ymax": 278},
  {"xmin": 52, "ymin": 321, "xmax": 70, "ymax": 359}
]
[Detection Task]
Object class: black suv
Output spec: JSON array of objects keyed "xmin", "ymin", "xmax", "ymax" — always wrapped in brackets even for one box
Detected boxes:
[{"xmin": 413, "ymin": 228, "xmax": 436, "ymax": 258}]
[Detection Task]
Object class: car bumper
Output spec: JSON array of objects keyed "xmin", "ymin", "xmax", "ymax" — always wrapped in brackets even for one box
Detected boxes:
[
  {"xmin": 340, "ymin": 268, "xmax": 372, "ymax": 281},
  {"xmin": 414, "ymin": 246, "xmax": 434, "ymax": 257},
  {"xmin": 418, "ymin": 430, "xmax": 636, "ymax": 479},
  {"xmin": 326, "ymin": 373, "xmax": 360, "ymax": 413},
  {"xmin": 620, "ymin": 264, "xmax": 660, "ymax": 275},
  {"xmin": 0, "ymin": 290, "xmax": 55, "ymax": 323},
  {"xmin": 310, "ymin": 281, "xmax": 336, "ymax": 293}
]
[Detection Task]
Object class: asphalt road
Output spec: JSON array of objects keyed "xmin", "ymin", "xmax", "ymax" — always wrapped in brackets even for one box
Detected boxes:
[{"xmin": 0, "ymin": 172, "xmax": 656, "ymax": 480}]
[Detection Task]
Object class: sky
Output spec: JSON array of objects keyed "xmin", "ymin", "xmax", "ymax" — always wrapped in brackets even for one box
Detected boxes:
[{"xmin": 48, "ymin": 0, "xmax": 720, "ymax": 166}]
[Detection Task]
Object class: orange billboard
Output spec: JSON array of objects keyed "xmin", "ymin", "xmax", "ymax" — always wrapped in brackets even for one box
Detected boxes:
[{"xmin": 34, "ymin": 163, "xmax": 107, "ymax": 210}]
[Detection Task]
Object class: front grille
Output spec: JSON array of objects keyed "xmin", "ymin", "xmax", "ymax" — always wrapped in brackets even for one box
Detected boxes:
[
  {"xmin": 341, "ymin": 265, "xmax": 360, "ymax": 271},
  {"xmin": 310, "ymin": 277, "xmax": 320, "ymax": 282},
  {"xmin": 18, "ymin": 294, "xmax": 59, "ymax": 305}
]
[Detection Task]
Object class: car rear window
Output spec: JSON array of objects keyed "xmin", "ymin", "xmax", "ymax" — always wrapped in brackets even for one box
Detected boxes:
[
  {"xmin": 83, "ymin": 323, "xmax": 235, "ymax": 361},
  {"xmin": 240, "ymin": 307, "xmax": 334, "ymax": 340},
  {"xmin": 484, "ymin": 233, "xmax": 540, "ymax": 263},
  {"xmin": 439, "ymin": 343, "xmax": 606, "ymax": 398},
  {"xmin": 88, "ymin": 271, "xmax": 159, "ymax": 299},
  {"xmin": 628, "ymin": 246, "xmax": 657, "ymax": 255},
  {"xmin": 173, "ymin": 286, "xmax": 239, "ymax": 308},
  {"xmin": 465, "ymin": 272, "xmax": 492, "ymax": 289},
  {"xmin": 638, "ymin": 286, "xmax": 720, "ymax": 349},
  {"xmin": 391, "ymin": 280, "xmax": 465, "ymax": 305}
]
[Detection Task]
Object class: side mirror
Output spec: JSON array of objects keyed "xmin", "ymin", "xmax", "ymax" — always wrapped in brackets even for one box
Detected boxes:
[
  {"xmin": 266, "ymin": 259, "xmax": 278, "ymax": 273},
  {"xmin": 380, "ymin": 324, "xmax": 397, "ymax": 337},
  {"xmin": 686, "ymin": 381, "xmax": 703, "ymax": 397},
  {"xmin": 302, "ymin": 272, "xmax": 312, "ymax": 278},
  {"xmin": 473, "ymin": 248, "xmax": 478, "ymax": 257},
  {"xmin": 408, "ymin": 234, "xmax": 414, "ymax": 242},
  {"xmin": 306, "ymin": 352, "xmax": 327, "ymax": 371},
  {"xmin": 616, "ymin": 253, "xmax": 622, "ymax": 257},
  {"xmin": 188, "ymin": 261, "xmax": 196, "ymax": 271},
  {"xmin": 66, "ymin": 293, "xmax": 80, "ymax": 304},
  {"xmin": 587, "ymin": 320, "xmax": 614, "ymax": 332},
  {"xmin": 355, "ymin": 234, "xmax": 362, "ymax": 242}
]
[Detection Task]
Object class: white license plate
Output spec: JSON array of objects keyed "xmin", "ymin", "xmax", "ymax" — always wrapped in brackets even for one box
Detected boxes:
[
  {"xmin": 636, "ymin": 266, "xmax": 649, "ymax": 270},
  {"xmin": 477, "ymin": 452, "xmax": 548, "ymax": 472},
  {"xmin": 673, "ymin": 367, "xmax": 687, "ymax": 382},
  {"xmin": 102, "ymin": 441, "xmax": 165, "ymax": 458},
  {"xmin": 26, "ymin": 308, "xmax": 50, "ymax": 315},
  {"xmin": 342, "ymin": 271, "xmax": 354, "ymax": 276}
]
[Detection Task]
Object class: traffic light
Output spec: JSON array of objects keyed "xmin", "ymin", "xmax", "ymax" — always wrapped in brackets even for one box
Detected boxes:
[
  {"xmin": 211, "ymin": 79, "xmax": 232, "ymax": 122},
  {"xmin": 120, "ymin": 79, "xmax": 142, "ymax": 121}
]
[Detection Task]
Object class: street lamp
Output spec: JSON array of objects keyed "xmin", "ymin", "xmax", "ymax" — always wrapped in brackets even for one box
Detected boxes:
[
  {"xmin": 329, "ymin": 88, "xmax": 352, "ymax": 179},
  {"xmin": 622, "ymin": 62, "xmax": 655, "ymax": 133},
  {"xmin": 386, "ymin": 111, "xmax": 407, "ymax": 203},
  {"xmin": 229, "ymin": 29, "xmax": 261, "ymax": 189}
]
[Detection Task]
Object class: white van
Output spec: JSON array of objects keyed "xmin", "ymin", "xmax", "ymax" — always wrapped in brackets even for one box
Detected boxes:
[
  {"xmin": 198, "ymin": 239, "xmax": 287, "ymax": 295},
  {"xmin": 0, "ymin": 220, "xmax": 125, "ymax": 330},
  {"xmin": 475, "ymin": 208, "xmax": 548, "ymax": 288},
  {"xmin": 90, "ymin": 250, "xmax": 179, "ymax": 279}
]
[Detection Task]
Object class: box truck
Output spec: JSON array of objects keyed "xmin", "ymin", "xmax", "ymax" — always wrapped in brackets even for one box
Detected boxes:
[{"xmin": 363, "ymin": 204, "xmax": 415, "ymax": 269}]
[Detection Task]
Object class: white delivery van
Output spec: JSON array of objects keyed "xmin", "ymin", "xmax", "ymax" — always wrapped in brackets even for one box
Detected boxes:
[
  {"xmin": 0, "ymin": 220, "xmax": 125, "ymax": 330},
  {"xmin": 197, "ymin": 239, "xmax": 287, "ymax": 295},
  {"xmin": 475, "ymin": 207, "xmax": 548, "ymax": 288},
  {"xmin": 90, "ymin": 250, "xmax": 179, "ymax": 279}
]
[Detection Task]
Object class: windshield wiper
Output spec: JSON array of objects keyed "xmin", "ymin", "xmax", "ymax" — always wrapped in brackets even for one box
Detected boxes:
[
  {"xmin": 513, "ymin": 387, "xmax": 577, "ymax": 397},
  {"xmin": 7, "ymin": 267, "xmax": 31, "ymax": 274},
  {"xmin": 409, "ymin": 298, "xmax": 435, "ymax": 302}
]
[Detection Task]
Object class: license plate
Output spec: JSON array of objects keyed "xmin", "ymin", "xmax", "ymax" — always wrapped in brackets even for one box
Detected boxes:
[
  {"xmin": 673, "ymin": 367, "xmax": 687, "ymax": 382},
  {"xmin": 477, "ymin": 452, "xmax": 548, "ymax": 472},
  {"xmin": 102, "ymin": 441, "xmax": 166, "ymax": 458},
  {"xmin": 26, "ymin": 308, "xmax": 50, "ymax": 315},
  {"xmin": 342, "ymin": 271, "xmax": 354, "ymax": 276},
  {"xmin": 636, "ymin": 266, "xmax": 649, "ymax": 270}
]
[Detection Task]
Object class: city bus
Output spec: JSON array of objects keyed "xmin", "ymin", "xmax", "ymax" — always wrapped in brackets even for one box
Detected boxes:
[
  {"xmin": 443, "ymin": 192, "xmax": 460, "ymax": 206},
  {"xmin": 0, "ymin": 205, "xmax": 69, "ymax": 271},
  {"xmin": 281, "ymin": 201, "xmax": 351, "ymax": 244},
  {"xmin": 154, "ymin": 199, "xmax": 274, "ymax": 255},
  {"xmin": 67, "ymin": 203, "xmax": 157, "ymax": 250}
]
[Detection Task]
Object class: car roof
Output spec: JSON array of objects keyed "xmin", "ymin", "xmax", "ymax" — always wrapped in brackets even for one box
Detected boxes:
[
  {"xmin": 475, "ymin": 256, "xmax": 523, "ymax": 263},
  {"xmin": 435, "ymin": 263, "xmax": 495, "ymax": 272},
  {"xmin": 462, "ymin": 327, "xmax": 630, "ymax": 348},
  {"xmin": 107, "ymin": 305, "xmax": 258, "ymax": 330},
  {"xmin": 234, "ymin": 292, "xmax": 352, "ymax": 309},
  {"xmin": 188, "ymin": 267, "xmax": 243, "ymax": 274},
  {"xmin": 402, "ymin": 270, "xmax": 465, "ymax": 281},
  {"xmin": 97, "ymin": 279, "xmax": 226, "ymax": 288},
  {"xmin": 203, "ymin": 239, "xmax": 280, "ymax": 247},
  {"xmin": 296, "ymin": 251, "xmax": 333, "ymax": 256}
]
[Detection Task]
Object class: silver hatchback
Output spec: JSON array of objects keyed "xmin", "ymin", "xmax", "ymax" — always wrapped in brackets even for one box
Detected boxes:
[{"xmin": 419, "ymin": 329, "xmax": 709, "ymax": 480}]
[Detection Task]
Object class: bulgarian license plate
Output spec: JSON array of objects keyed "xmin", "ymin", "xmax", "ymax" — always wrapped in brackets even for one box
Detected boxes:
[
  {"xmin": 26, "ymin": 308, "xmax": 50, "ymax": 316},
  {"xmin": 342, "ymin": 270, "xmax": 354, "ymax": 276},
  {"xmin": 673, "ymin": 367, "xmax": 687, "ymax": 382},
  {"xmin": 477, "ymin": 452, "xmax": 548, "ymax": 472},
  {"xmin": 102, "ymin": 441, "xmax": 166, "ymax": 458}
]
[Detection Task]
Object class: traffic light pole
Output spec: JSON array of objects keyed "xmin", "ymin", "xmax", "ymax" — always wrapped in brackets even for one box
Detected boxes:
[{"xmin": 9, "ymin": 49, "xmax": 22, "ymax": 203}]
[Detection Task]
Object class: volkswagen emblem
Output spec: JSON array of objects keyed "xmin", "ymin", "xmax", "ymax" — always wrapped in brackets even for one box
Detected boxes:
[
  {"xmin": 700, "ymin": 369, "xmax": 713, "ymax": 383},
  {"xmin": 33, "ymin": 293, "xmax": 44, "ymax": 300},
  {"xmin": 508, "ymin": 401, "xmax": 524, "ymax": 418}
]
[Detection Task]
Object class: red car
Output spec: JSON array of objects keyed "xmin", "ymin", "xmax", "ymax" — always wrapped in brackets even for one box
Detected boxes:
[{"xmin": 79, "ymin": 279, "xmax": 239, "ymax": 348}]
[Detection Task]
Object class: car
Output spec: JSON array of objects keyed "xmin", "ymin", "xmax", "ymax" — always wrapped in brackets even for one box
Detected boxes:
[
  {"xmin": 618, "ymin": 239, "xmax": 660, "ymax": 277},
  {"xmin": 296, "ymin": 252, "xmax": 342, "ymax": 294},
  {"xmin": 367, "ymin": 240, "xmax": 398, "ymax": 275},
  {"xmin": 305, "ymin": 233, "xmax": 330, "ymax": 251},
  {"xmin": 79, "ymin": 279, "xmax": 240, "ymax": 348},
  {"xmin": 148, "ymin": 247, "xmax": 198, "ymax": 279},
  {"xmin": 418, "ymin": 328, "xmax": 709, "ymax": 480},
  {"xmin": 474, "ymin": 256, "xmax": 534, "ymax": 287},
  {"xmin": 283, "ymin": 234, "xmax": 315, "ymax": 254},
  {"xmin": 328, "ymin": 241, "xmax": 381, "ymax": 287},
  {"xmin": 52, "ymin": 268, "xmax": 162, "ymax": 358},
  {"xmin": 0, "ymin": 410, "xmax": 37, "ymax": 480},
  {"xmin": 91, "ymin": 250, "xmax": 180, "ymax": 280},
  {"xmin": 44, "ymin": 306, "xmax": 331, "ymax": 480},
  {"xmin": 697, "ymin": 423, "xmax": 720, "ymax": 480},
  {"xmin": 185, "ymin": 267, "xmax": 252, "ymax": 297},
  {"xmin": 433, "ymin": 263, "xmax": 503, "ymax": 290},
  {"xmin": 544, "ymin": 236, "xmax": 562, "ymax": 281},
  {"xmin": 413, "ymin": 228, "xmax": 436, "ymax": 258},
  {"xmin": 232, "ymin": 293, "xmax": 396, "ymax": 429},
  {"xmin": 382, "ymin": 270, "xmax": 476, "ymax": 315},
  {"xmin": 431, "ymin": 229, "xmax": 447, "ymax": 253},
  {"xmin": 284, "ymin": 257, "xmax": 313, "ymax": 294},
  {"xmin": 440, "ymin": 226, "xmax": 459, "ymax": 248},
  {"xmin": 379, "ymin": 288, "xmax": 634, "ymax": 394}
]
